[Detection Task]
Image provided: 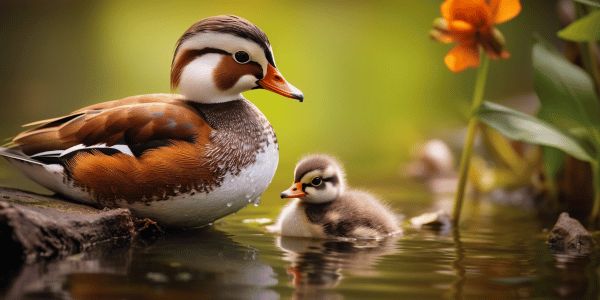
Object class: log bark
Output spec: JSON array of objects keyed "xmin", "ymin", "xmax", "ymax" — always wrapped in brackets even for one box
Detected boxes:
[{"xmin": 0, "ymin": 187, "xmax": 160, "ymax": 265}]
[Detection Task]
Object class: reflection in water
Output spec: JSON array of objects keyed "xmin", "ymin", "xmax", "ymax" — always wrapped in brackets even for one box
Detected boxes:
[
  {"xmin": 451, "ymin": 228, "xmax": 465, "ymax": 300},
  {"xmin": 551, "ymin": 252, "xmax": 599, "ymax": 299},
  {"xmin": 2, "ymin": 241, "xmax": 133, "ymax": 300},
  {"xmin": 2, "ymin": 229, "xmax": 278, "ymax": 300},
  {"xmin": 276, "ymin": 236, "xmax": 398, "ymax": 299},
  {"xmin": 2, "ymin": 196, "xmax": 600, "ymax": 299}
]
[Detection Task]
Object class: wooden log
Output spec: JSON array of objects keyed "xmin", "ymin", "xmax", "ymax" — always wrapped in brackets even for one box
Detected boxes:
[{"xmin": 0, "ymin": 187, "xmax": 160, "ymax": 265}]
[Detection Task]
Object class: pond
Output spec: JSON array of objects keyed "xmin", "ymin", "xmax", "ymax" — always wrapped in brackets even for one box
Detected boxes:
[
  {"xmin": 0, "ymin": 2, "xmax": 594, "ymax": 299},
  {"xmin": 1, "ymin": 181, "xmax": 596, "ymax": 300}
]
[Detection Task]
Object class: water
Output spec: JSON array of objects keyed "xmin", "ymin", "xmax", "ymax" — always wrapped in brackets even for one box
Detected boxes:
[{"xmin": 1, "ymin": 182, "xmax": 598, "ymax": 300}]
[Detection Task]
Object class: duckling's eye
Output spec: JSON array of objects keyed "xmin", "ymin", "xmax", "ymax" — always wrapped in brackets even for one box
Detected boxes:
[
  {"xmin": 311, "ymin": 177, "xmax": 323, "ymax": 186},
  {"xmin": 233, "ymin": 51, "xmax": 250, "ymax": 64}
]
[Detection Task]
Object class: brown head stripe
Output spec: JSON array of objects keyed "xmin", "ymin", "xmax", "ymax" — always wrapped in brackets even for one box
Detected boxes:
[
  {"xmin": 173, "ymin": 15, "xmax": 275, "ymax": 67},
  {"xmin": 295, "ymin": 155, "xmax": 341, "ymax": 182},
  {"xmin": 213, "ymin": 55, "xmax": 263, "ymax": 91}
]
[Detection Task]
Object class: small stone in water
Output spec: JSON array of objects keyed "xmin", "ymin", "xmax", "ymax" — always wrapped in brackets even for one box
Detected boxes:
[
  {"xmin": 547, "ymin": 212, "xmax": 593, "ymax": 255},
  {"xmin": 410, "ymin": 210, "xmax": 451, "ymax": 230},
  {"xmin": 226, "ymin": 202, "xmax": 232, "ymax": 207},
  {"xmin": 146, "ymin": 272, "xmax": 169, "ymax": 283},
  {"xmin": 176, "ymin": 272, "xmax": 192, "ymax": 282}
]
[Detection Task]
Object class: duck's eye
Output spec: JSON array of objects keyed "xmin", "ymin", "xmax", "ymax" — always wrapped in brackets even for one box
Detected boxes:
[
  {"xmin": 233, "ymin": 51, "xmax": 250, "ymax": 64},
  {"xmin": 311, "ymin": 177, "xmax": 322, "ymax": 186}
]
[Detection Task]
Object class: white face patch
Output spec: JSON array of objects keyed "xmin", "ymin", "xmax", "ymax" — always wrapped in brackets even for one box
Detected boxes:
[
  {"xmin": 175, "ymin": 32, "xmax": 272, "ymax": 103},
  {"xmin": 179, "ymin": 53, "xmax": 238, "ymax": 103},
  {"xmin": 322, "ymin": 166, "xmax": 337, "ymax": 179},
  {"xmin": 299, "ymin": 169, "xmax": 341, "ymax": 204}
]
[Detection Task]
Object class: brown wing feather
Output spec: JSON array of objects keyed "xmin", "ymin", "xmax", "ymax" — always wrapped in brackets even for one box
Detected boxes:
[
  {"xmin": 11, "ymin": 94, "xmax": 208, "ymax": 155},
  {"xmin": 68, "ymin": 140, "xmax": 213, "ymax": 205},
  {"xmin": 72, "ymin": 93, "xmax": 186, "ymax": 113}
]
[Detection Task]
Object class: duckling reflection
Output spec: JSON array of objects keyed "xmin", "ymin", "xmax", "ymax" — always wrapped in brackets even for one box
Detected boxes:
[{"xmin": 276, "ymin": 235, "xmax": 398, "ymax": 291}]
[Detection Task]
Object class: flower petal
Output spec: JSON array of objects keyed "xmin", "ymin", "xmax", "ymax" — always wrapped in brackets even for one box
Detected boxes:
[
  {"xmin": 449, "ymin": 20, "xmax": 475, "ymax": 33},
  {"xmin": 490, "ymin": 0, "xmax": 521, "ymax": 24},
  {"xmin": 430, "ymin": 29, "xmax": 454, "ymax": 44},
  {"xmin": 444, "ymin": 43, "xmax": 480, "ymax": 72},
  {"xmin": 441, "ymin": 0, "xmax": 454, "ymax": 21},
  {"xmin": 444, "ymin": 0, "xmax": 492, "ymax": 26}
]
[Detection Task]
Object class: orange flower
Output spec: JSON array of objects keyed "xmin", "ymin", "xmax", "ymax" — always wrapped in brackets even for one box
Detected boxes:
[{"xmin": 431, "ymin": 0, "xmax": 521, "ymax": 72}]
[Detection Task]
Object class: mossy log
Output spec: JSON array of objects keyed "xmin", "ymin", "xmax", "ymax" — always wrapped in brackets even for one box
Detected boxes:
[{"xmin": 0, "ymin": 187, "xmax": 161, "ymax": 265}]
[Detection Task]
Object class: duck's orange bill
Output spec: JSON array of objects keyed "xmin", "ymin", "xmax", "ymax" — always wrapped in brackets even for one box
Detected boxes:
[
  {"xmin": 280, "ymin": 182, "xmax": 306, "ymax": 199},
  {"xmin": 258, "ymin": 64, "xmax": 304, "ymax": 102}
]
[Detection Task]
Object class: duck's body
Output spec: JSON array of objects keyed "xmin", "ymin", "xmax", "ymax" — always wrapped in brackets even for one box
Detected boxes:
[
  {"xmin": 0, "ymin": 15, "xmax": 302, "ymax": 227},
  {"xmin": 271, "ymin": 154, "xmax": 400, "ymax": 239},
  {"xmin": 2, "ymin": 94, "xmax": 277, "ymax": 227}
]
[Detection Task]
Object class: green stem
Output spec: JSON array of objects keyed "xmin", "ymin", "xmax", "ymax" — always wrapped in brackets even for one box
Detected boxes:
[
  {"xmin": 590, "ymin": 162, "xmax": 600, "ymax": 228},
  {"xmin": 587, "ymin": 43, "xmax": 600, "ymax": 92},
  {"xmin": 575, "ymin": 3, "xmax": 600, "ymax": 227},
  {"xmin": 452, "ymin": 53, "xmax": 490, "ymax": 225},
  {"xmin": 579, "ymin": 42, "xmax": 600, "ymax": 93},
  {"xmin": 575, "ymin": 2, "xmax": 600, "ymax": 92}
]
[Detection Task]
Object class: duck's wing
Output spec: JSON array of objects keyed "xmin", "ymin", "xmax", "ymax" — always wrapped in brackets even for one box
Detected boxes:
[
  {"xmin": 0, "ymin": 94, "xmax": 213, "ymax": 205},
  {"xmin": 10, "ymin": 93, "xmax": 209, "ymax": 158},
  {"xmin": 20, "ymin": 94, "xmax": 184, "ymax": 128}
]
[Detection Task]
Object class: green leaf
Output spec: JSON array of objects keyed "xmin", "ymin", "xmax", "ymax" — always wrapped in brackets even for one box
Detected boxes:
[
  {"xmin": 558, "ymin": 10, "xmax": 600, "ymax": 42},
  {"xmin": 574, "ymin": 0, "xmax": 600, "ymax": 8},
  {"xmin": 477, "ymin": 101, "xmax": 594, "ymax": 163},
  {"xmin": 543, "ymin": 147, "xmax": 565, "ymax": 179},
  {"xmin": 533, "ymin": 42, "xmax": 600, "ymax": 133}
]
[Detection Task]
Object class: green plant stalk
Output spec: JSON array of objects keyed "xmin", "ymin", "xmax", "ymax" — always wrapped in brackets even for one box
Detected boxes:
[
  {"xmin": 590, "ymin": 162, "xmax": 600, "ymax": 227},
  {"xmin": 579, "ymin": 42, "xmax": 600, "ymax": 93},
  {"xmin": 574, "ymin": 2, "xmax": 600, "ymax": 226},
  {"xmin": 452, "ymin": 53, "xmax": 490, "ymax": 225},
  {"xmin": 575, "ymin": 2, "xmax": 600, "ymax": 91}
]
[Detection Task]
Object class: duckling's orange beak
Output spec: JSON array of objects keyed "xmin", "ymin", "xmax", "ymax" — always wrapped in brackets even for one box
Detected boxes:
[
  {"xmin": 280, "ymin": 182, "xmax": 306, "ymax": 199},
  {"xmin": 258, "ymin": 64, "xmax": 304, "ymax": 102}
]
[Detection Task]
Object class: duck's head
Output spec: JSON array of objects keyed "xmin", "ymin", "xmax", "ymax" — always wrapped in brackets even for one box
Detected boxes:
[
  {"xmin": 281, "ymin": 154, "xmax": 346, "ymax": 203},
  {"xmin": 171, "ymin": 15, "xmax": 303, "ymax": 103}
]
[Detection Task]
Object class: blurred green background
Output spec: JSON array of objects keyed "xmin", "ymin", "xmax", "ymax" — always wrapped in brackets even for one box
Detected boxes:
[{"xmin": 0, "ymin": 1, "xmax": 559, "ymax": 205}]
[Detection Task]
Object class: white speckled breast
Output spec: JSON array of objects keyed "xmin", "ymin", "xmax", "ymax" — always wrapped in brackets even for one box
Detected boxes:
[
  {"xmin": 128, "ymin": 136, "xmax": 278, "ymax": 227},
  {"xmin": 126, "ymin": 99, "xmax": 279, "ymax": 227}
]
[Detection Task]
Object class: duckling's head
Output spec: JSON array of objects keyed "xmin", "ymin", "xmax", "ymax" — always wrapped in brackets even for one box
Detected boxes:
[
  {"xmin": 281, "ymin": 154, "xmax": 346, "ymax": 204},
  {"xmin": 171, "ymin": 15, "xmax": 303, "ymax": 103}
]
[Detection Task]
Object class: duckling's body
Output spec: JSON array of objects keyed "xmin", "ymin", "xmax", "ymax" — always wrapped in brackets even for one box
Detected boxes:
[{"xmin": 271, "ymin": 154, "xmax": 400, "ymax": 239}]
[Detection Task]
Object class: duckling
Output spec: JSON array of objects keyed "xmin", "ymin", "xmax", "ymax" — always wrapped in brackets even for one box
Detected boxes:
[{"xmin": 270, "ymin": 154, "xmax": 400, "ymax": 239}]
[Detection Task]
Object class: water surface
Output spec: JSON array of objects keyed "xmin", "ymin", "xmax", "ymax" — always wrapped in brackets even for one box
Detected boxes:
[{"xmin": 1, "ymin": 182, "xmax": 597, "ymax": 300}]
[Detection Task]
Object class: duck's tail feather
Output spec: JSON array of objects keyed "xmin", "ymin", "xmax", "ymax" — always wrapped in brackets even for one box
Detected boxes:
[
  {"xmin": 1, "ymin": 137, "xmax": 16, "ymax": 148},
  {"xmin": 0, "ymin": 147, "xmax": 45, "ymax": 166}
]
